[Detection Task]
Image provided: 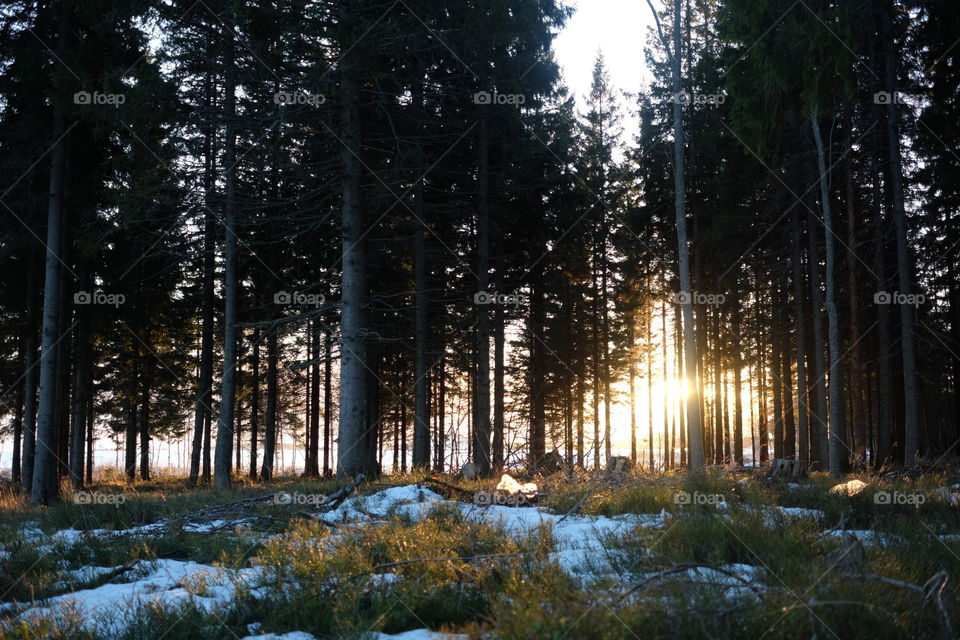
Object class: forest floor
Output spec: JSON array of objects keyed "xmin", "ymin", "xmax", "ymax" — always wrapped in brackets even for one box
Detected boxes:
[{"xmin": 1, "ymin": 467, "xmax": 959, "ymax": 640}]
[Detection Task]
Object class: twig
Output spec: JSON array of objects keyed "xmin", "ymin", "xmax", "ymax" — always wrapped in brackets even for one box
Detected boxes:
[{"xmin": 616, "ymin": 563, "xmax": 766, "ymax": 605}]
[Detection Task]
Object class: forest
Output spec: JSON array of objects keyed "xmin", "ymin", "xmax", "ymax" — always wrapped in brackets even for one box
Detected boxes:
[
  {"xmin": 1, "ymin": 0, "xmax": 959, "ymax": 501},
  {"xmin": 2, "ymin": 1, "xmax": 960, "ymax": 639}
]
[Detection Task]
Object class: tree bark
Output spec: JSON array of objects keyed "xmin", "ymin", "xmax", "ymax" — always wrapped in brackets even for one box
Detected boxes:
[
  {"xmin": 671, "ymin": 0, "xmax": 704, "ymax": 473},
  {"xmin": 336, "ymin": 12, "xmax": 371, "ymax": 477},
  {"xmin": 882, "ymin": 2, "xmax": 921, "ymax": 467},
  {"xmin": 472, "ymin": 116, "xmax": 491, "ymax": 475},
  {"xmin": 30, "ymin": 0, "xmax": 70, "ymax": 505},
  {"xmin": 213, "ymin": 14, "xmax": 238, "ymax": 490},
  {"xmin": 811, "ymin": 111, "xmax": 847, "ymax": 478}
]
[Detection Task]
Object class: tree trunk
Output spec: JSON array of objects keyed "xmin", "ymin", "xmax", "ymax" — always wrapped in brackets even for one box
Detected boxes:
[
  {"xmin": 30, "ymin": 0, "xmax": 70, "ymax": 505},
  {"xmin": 493, "ymin": 264, "xmax": 505, "ymax": 469},
  {"xmin": 21, "ymin": 263, "xmax": 40, "ymax": 489},
  {"xmin": 214, "ymin": 15, "xmax": 238, "ymax": 490},
  {"xmin": 138, "ymin": 358, "xmax": 151, "ymax": 481},
  {"xmin": 261, "ymin": 326, "xmax": 278, "ymax": 481},
  {"xmin": 189, "ymin": 61, "xmax": 216, "ymax": 488},
  {"xmin": 731, "ymin": 285, "xmax": 744, "ymax": 465},
  {"xmin": 412, "ymin": 149, "xmax": 430, "ymax": 468},
  {"xmin": 882, "ymin": 2, "xmax": 920, "ymax": 467},
  {"xmin": 249, "ymin": 328, "xmax": 259, "ymax": 479},
  {"xmin": 305, "ymin": 321, "xmax": 320, "ymax": 476},
  {"xmin": 791, "ymin": 207, "xmax": 809, "ymax": 466},
  {"xmin": 670, "ymin": 0, "xmax": 703, "ymax": 473},
  {"xmin": 472, "ymin": 116, "xmax": 491, "ymax": 475},
  {"xmin": 807, "ymin": 202, "xmax": 829, "ymax": 470},
  {"xmin": 811, "ymin": 111, "xmax": 847, "ymax": 478},
  {"xmin": 323, "ymin": 328, "xmax": 332, "ymax": 475},
  {"xmin": 336, "ymin": 19, "xmax": 370, "ymax": 477}
]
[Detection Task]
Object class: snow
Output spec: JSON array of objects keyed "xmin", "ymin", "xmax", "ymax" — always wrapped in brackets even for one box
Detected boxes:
[
  {"xmin": 319, "ymin": 485, "xmax": 446, "ymax": 524},
  {"xmin": 241, "ymin": 633, "xmax": 317, "ymax": 640},
  {"xmin": 829, "ymin": 479, "xmax": 869, "ymax": 496},
  {"xmin": 370, "ymin": 630, "xmax": 469, "ymax": 640},
  {"xmin": 183, "ymin": 518, "xmax": 254, "ymax": 532},
  {"xmin": 18, "ymin": 559, "xmax": 265, "ymax": 636}
]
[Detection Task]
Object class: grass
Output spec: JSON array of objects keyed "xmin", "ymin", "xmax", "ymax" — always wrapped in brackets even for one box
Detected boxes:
[{"xmin": 1, "ymin": 467, "xmax": 959, "ymax": 639}]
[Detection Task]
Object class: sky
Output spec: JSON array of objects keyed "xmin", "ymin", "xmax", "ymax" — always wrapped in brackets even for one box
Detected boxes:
[{"xmin": 552, "ymin": 0, "xmax": 657, "ymax": 135}]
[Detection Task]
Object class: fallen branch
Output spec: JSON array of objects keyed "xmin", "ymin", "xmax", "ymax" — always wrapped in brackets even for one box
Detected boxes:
[{"xmin": 616, "ymin": 563, "xmax": 767, "ymax": 605}]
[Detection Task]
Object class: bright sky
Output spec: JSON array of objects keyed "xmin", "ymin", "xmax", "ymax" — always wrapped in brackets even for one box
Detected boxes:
[{"xmin": 552, "ymin": 0, "xmax": 657, "ymax": 135}]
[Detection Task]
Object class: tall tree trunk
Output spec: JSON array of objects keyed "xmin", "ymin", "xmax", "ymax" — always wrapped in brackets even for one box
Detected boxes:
[
  {"xmin": 189, "ymin": 62, "xmax": 216, "ymax": 488},
  {"xmin": 772, "ymin": 290, "xmax": 784, "ymax": 461},
  {"xmin": 125, "ymin": 358, "xmax": 138, "ymax": 481},
  {"xmin": 629, "ymin": 322, "xmax": 637, "ymax": 465},
  {"xmin": 473, "ymin": 116, "xmax": 491, "ymax": 475},
  {"xmin": 69, "ymin": 263, "xmax": 93, "ymax": 489},
  {"xmin": 781, "ymin": 297, "xmax": 796, "ymax": 460},
  {"xmin": 492, "ymin": 264, "xmax": 505, "ymax": 469},
  {"xmin": 873, "ymin": 136, "xmax": 894, "ymax": 465},
  {"xmin": 249, "ymin": 329, "xmax": 259, "ymax": 479},
  {"xmin": 413, "ymin": 149, "xmax": 430, "ymax": 468},
  {"xmin": 529, "ymin": 275, "xmax": 546, "ymax": 465},
  {"xmin": 214, "ymin": 15, "xmax": 238, "ymax": 490},
  {"xmin": 323, "ymin": 329, "xmax": 332, "ymax": 475},
  {"xmin": 882, "ymin": 3, "xmax": 921, "ymax": 467},
  {"xmin": 791, "ymin": 208, "xmax": 809, "ymax": 466},
  {"xmin": 30, "ymin": 0, "xmax": 70, "ymax": 505},
  {"xmin": 138, "ymin": 358, "xmax": 151, "ymax": 480},
  {"xmin": 21, "ymin": 263, "xmax": 40, "ymax": 489},
  {"xmin": 336, "ymin": 20, "xmax": 370, "ymax": 477},
  {"xmin": 261, "ymin": 326, "xmax": 278, "ymax": 481},
  {"xmin": 305, "ymin": 321, "xmax": 320, "ymax": 476},
  {"xmin": 647, "ymin": 307, "xmax": 654, "ymax": 468},
  {"xmin": 811, "ymin": 111, "xmax": 847, "ymax": 478},
  {"xmin": 670, "ymin": 0, "xmax": 703, "ymax": 473},
  {"xmin": 846, "ymin": 141, "xmax": 864, "ymax": 462},
  {"xmin": 713, "ymin": 307, "xmax": 723, "ymax": 464},
  {"xmin": 731, "ymin": 285, "xmax": 744, "ymax": 465},
  {"xmin": 807, "ymin": 202, "xmax": 829, "ymax": 470}
]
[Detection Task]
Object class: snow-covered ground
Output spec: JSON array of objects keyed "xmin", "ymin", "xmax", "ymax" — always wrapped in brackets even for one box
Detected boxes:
[{"xmin": 5, "ymin": 479, "xmax": 945, "ymax": 639}]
